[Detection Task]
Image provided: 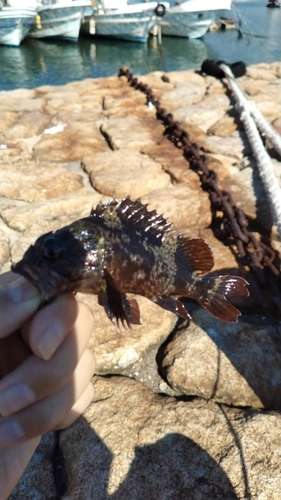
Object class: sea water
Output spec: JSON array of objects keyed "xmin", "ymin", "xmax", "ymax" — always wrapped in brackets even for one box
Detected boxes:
[{"xmin": 0, "ymin": 0, "xmax": 280, "ymax": 90}]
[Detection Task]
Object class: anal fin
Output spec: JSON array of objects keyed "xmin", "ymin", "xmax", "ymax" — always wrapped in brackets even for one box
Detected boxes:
[
  {"xmin": 152, "ymin": 296, "xmax": 191, "ymax": 320},
  {"xmin": 98, "ymin": 272, "xmax": 140, "ymax": 327}
]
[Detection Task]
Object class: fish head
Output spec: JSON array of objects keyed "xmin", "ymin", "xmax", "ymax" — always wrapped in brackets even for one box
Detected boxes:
[{"xmin": 12, "ymin": 228, "xmax": 88, "ymax": 302}]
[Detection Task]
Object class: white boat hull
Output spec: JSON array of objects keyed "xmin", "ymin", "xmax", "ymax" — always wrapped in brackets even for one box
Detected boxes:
[
  {"xmin": 161, "ymin": 0, "xmax": 232, "ymax": 38},
  {"xmin": 0, "ymin": 7, "xmax": 36, "ymax": 46},
  {"xmin": 28, "ymin": 1, "xmax": 91, "ymax": 41},
  {"xmin": 93, "ymin": 3, "xmax": 167, "ymax": 43}
]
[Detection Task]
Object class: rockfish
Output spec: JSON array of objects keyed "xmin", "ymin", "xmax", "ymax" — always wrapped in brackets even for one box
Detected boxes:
[{"xmin": 12, "ymin": 197, "xmax": 249, "ymax": 326}]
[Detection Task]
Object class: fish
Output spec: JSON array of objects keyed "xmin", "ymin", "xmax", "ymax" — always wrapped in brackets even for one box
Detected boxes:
[{"xmin": 12, "ymin": 197, "xmax": 249, "ymax": 327}]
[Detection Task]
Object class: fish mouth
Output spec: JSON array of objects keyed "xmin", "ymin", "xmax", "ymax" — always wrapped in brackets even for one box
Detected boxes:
[
  {"xmin": 12, "ymin": 261, "xmax": 60, "ymax": 303},
  {"xmin": 12, "ymin": 261, "xmax": 39, "ymax": 288}
]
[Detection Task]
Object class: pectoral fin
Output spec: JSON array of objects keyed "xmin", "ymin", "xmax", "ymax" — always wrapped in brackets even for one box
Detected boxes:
[
  {"xmin": 152, "ymin": 296, "xmax": 191, "ymax": 320},
  {"xmin": 98, "ymin": 272, "xmax": 140, "ymax": 327}
]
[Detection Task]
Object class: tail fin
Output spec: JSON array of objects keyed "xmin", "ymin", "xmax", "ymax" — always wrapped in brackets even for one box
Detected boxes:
[{"xmin": 195, "ymin": 275, "xmax": 249, "ymax": 322}]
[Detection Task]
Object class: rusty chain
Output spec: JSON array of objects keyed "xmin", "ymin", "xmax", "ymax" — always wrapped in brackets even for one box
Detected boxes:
[{"xmin": 118, "ymin": 67, "xmax": 281, "ymax": 318}]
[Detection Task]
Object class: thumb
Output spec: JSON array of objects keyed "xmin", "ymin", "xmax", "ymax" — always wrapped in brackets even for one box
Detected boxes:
[{"xmin": 0, "ymin": 275, "xmax": 41, "ymax": 337}]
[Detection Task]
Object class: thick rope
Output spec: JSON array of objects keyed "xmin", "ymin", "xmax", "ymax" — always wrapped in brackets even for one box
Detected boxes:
[
  {"xmin": 248, "ymin": 103, "xmax": 281, "ymax": 157},
  {"xmin": 220, "ymin": 63, "xmax": 281, "ymax": 239}
]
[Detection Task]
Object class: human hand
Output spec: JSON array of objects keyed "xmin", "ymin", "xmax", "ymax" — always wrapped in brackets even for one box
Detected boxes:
[{"xmin": 0, "ymin": 271, "xmax": 95, "ymax": 499}]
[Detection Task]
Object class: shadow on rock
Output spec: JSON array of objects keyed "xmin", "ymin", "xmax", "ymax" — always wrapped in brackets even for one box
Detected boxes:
[
  {"xmin": 55, "ymin": 420, "xmax": 238, "ymax": 500},
  {"xmin": 159, "ymin": 266, "xmax": 281, "ymax": 410},
  {"xmin": 109, "ymin": 432, "xmax": 238, "ymax": 500}
]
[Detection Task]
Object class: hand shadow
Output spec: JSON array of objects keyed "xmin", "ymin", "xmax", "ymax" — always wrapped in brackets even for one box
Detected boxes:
[
  {"xmin": 110, "ymin": 432, "xmax": 238, "ymax": 500},
  {"xmin": 11, "ymin": 417, "xmax": 238, "ymax": 500}
]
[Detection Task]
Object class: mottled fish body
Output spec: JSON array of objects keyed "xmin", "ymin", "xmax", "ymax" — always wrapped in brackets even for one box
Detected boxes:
[{"xmin": 12, "ymin": 198, "xmax": 249, "ymax": 326}]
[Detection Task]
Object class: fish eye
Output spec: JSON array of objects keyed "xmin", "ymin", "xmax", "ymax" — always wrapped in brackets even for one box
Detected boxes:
[{"xmin": 42, "ymin": 239, "xmax": 63, "ymax": 259}]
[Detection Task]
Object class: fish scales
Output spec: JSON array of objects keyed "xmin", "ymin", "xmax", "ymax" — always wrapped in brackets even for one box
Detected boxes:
[{"xmin": 12, "ymin": 197, "xmax": 249, "ymax": 326}]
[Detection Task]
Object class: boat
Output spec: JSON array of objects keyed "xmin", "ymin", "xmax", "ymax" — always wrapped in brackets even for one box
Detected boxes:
[
  {"xmin": 86, "ymin": 0, "xmax": 169, "ymax": 43},
  {"xmin": 209, "ymin": 16, "xmax": 237, "ymax": 31},
  {"xmin": 160, "ymin": 0, "xmax": 232, "ymax": 38},
  {"xmin": 27, "ymin": 0, "xmax": 92, "ymax": 42},
  {"xmin": 266, "ymin": 0, "xmax": 280, "ymax": 7},
  {"xmin": 0, "ymin": 1, "xmax": 37, "ymax": 46}
]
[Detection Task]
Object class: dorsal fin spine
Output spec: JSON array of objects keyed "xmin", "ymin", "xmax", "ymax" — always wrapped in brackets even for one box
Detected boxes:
[{"xmin": 90, "ymin": 197, "xmax": 173, "ymax": 240}]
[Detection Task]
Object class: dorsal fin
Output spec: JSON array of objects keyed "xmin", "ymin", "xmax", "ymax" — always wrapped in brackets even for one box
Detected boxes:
[
  {"xmin": 90, "ymin": 197, "xmax": 173, "ymax": 239},
  {"xmin": 176, "ymin": 236, "xmax": 214, "ymax": 275}
]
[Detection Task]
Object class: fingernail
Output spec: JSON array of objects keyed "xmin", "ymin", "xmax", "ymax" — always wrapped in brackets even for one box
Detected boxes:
[
  {"xmin": 0, "ymin": 384, "xmax": 36, "ymax": 417},
  {"xmin": 0, "ymin": 419, "xmax": 25, "ymax": 449},
  {"xmin": 8, "ymin": 277, "xmax": 40, "ymax": 305},
  {"xmin": 38, "ymin": 322, "xmax": 64, "ymax": 360}
]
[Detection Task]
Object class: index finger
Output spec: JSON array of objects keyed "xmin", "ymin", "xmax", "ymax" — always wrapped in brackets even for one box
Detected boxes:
[{"xmin": 0, "ymin": 272, "xmax": 41, "ymax": 338}]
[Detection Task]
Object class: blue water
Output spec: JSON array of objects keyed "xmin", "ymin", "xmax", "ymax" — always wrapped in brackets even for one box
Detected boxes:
[{"xmin": 0, "ymin": 0, "xmax": 280, "ymax": 90}]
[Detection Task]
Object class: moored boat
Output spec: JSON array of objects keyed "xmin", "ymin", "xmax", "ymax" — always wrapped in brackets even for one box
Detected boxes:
[
  {"xmin": 0, "ymin": 1, "xmax": 37, "ymax": 46},
  {"xmin": 209, "ymin": 16, "xmax": 236, "ymax": 31},
  {"xmin": 160, "ymin": 0, "xmax": 232, "ymax": 38},
  {"xmin": 266, "ymin": 0, "xmax": 280, "ymax": 7},
  {"xmin": 28, "ymin": 0, "xmax": 92, "ymax": 42},
  {"xmin": 87, "ymin": 0, "xmax": 169, "ymax": 43}
]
